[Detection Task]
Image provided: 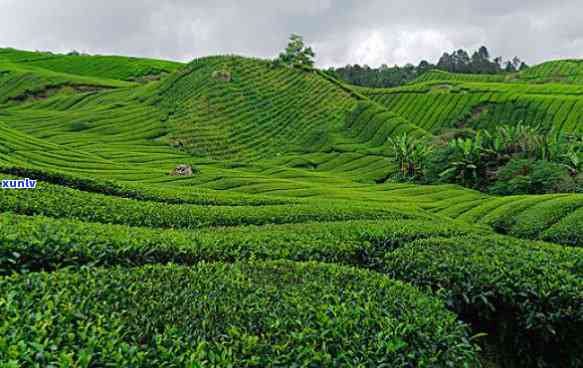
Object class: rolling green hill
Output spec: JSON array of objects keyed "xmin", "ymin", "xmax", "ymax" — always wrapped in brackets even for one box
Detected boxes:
[
  {"xmin": 153, "ymin": 55, "xmax": 363, "ymax": 160},
  {"xmin": 1, "ymin": 48, "xmax": 582, "ymax": 367}
]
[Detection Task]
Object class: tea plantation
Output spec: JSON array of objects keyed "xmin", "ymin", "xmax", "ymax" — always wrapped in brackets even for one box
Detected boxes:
[{"xmin": 0, "ymin": 48, "xmax": 582, "ymax": 367}]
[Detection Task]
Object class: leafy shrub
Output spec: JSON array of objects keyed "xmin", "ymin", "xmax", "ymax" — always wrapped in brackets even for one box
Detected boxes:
[
  {"xmin": 388, "ymin": 133, "xmax": 432, "ymax": 180},
  {"xmin": 0, "ymin": 261, "xmax": 479, "ymax": 367},
  {"xmin": 489, "ymin": 159, "xmax": 576, "ymax": 195}
]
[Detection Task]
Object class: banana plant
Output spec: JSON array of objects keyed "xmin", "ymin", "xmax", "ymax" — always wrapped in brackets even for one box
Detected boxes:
[
  {"xmin": 561, "ymin": 148, "xmax": 582, "ymax": 176},
  {"xmin": 439, "ymin": 132, "xmax": 484, "ymax": 188},
  {"xmin": 388, "ymin": 133, "xmax": 432, "ymax": 179}
]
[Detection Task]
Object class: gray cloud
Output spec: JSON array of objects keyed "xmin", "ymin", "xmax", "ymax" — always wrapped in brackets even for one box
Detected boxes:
[{"xmin": 0, "ymin": 0, "xmax": 582, "ymax": 67}]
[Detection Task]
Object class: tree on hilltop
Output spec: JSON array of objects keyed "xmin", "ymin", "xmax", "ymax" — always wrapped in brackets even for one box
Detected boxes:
[{"xmin": 274, "ymin": 34, "xmax": 316, "ymax": 68}]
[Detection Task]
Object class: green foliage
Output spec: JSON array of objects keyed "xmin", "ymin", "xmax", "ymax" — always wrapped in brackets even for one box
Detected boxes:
[
  {"xmin": 482, "ymin": 123, "xmax": 542, "ymax": 159},
  {"xmin": 516, "ymin": 59, "xmax": 583, "ymax": 84},
  {"xmin": 330, "ymin": 46, "xmax": 526, "ymax": 88},
  {"xmin": 0, "ymin": 176, "xmax": 425, "ymax": 229},
  {"xmin": 542, "ymin": 206, "xmax": 583, "ymax": 245},
  {"xmin": 365, "ymin": 80, "xmax": 583, "ymax": 135},
  {"xmin": 0, "ymin": 165, "xmax": 292, "ymax": 206},
  {"xmin": 413, "ymin": 70, "xmax": 508, "ymax": 84},
  {"xmin": 2, "ymin": 211, "xmax": 582, "ymax": 366},
  {"xmin": 156, "ymin": 55, "xmax": 358, "ymax": 160},
  {"xmin": 424, "ymin": 125, "xmax": 581, "ymax": 194},
  {"xmin": 0, "ymin": 47, "xmax": 183, "ymax": 81},
  {"xmin": 273, "ymin": 34, "xmax": 315, "ymax": 68},
  {"xmin": 489, "ymin": 159, "xmax": 577, "ymax": 195}
]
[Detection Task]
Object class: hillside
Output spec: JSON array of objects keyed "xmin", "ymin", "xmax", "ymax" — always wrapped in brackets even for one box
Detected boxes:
[
  {"xmin": 153, "ymin": 55, "xmax": 365, "ymax": 160},
  {"xmin": 0, "ymin": 48, "xmax": 582, "ymax": 367},
  {"xmin": 0, "ymin": 47, "xmax": 183, "ymax": 81},
  {"xmin": 361, "ymin": 79, "xmax": 583, "ymax": 133},
  {"xmin": 411, "ymin": 60, "xmax": 583, "ymax": 86},
  {"xmin": 517, "ymin": 59, "xmax": 583, "ymax": 84}
]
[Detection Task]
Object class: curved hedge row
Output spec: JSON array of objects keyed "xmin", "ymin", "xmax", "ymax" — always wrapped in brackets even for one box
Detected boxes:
[
  {"xmin": 0, "ymin": 177, "xmax": 427, "ymax": 229},
  {"xmin": 0, "ymin": 165, "xmax": 294, "ymax": 206},
  {"xmin": 411, "ymin": 70, "xmax": 508, "ymax": 84},
  {"xmin": 517, "ymin": 59, "xmax": 583, "ymax": 84},
  {"xmin": 542, "ymin": 206, "xmax": 583, "ymax": 245},
  {"xmin": 448, "ymin": 194, "xmax": 583, "ymax": 246},
  {"xmin": 342, "ymin": 101, "xmax": 428, "ymax": 148},
  {"xmin": 0, "ymin": 213, "xmax": 480, "ymax": 274},
  {"xmin": 0, "ymin": 261, "xmax": 479, "ymax": 367}
]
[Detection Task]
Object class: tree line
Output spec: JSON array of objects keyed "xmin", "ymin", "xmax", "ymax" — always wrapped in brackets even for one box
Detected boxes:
[{"xmin": 328, "ymin": 46, "xmax": 528, "ymax": 88}]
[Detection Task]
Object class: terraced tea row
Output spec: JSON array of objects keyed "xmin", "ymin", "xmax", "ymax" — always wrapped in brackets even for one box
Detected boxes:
[
  {"xmin": 0, "ymin": 61, "xmax": 130, "ymax": 104},
  {"xmin": 518, "ymin": 59, "xmax": 583, "ymax": 84}
]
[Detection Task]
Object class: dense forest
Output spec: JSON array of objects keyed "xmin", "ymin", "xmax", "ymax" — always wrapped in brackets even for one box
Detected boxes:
[{"xmin": 329, "ymin": 46, "xmax": 528, "ymax": 88}]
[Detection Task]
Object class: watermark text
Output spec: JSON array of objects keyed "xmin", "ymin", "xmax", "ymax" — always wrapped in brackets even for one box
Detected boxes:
[{"xmin": 1, "ymin": 178, "xmax": 37, "ymax": 189}]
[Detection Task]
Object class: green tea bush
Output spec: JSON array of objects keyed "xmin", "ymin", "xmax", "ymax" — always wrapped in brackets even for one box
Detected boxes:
[
  {"xmin": 1, "ymin": 213, "xmax": 580, "ymax": 366},
  {"xmin": 381, "ymin": 236, "xmax": 583, "ymax": 367},
  {"xmin": 0, "ymin": 261, "xmax": 479, "ymax": 367},
  {"xmin": 504, "ymin": 195, "xmax": 583, "ymax": 240},
  {"xmin": 542, "ymin": 206, "xmax": 583, "ymax": 246}
]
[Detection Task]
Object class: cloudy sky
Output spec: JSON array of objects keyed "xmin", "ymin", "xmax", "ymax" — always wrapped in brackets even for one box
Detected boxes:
[{"xmin": 1, "ymin": 0, "xmax": 582, "ymax": 68}]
